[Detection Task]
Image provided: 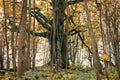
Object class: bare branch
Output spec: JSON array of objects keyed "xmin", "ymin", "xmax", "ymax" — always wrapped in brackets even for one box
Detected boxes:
[
  {"xmin": 78, "ymin": 33, "xmax": 92, "ymax": 54},
  {"xmin": 31, "ymin": 8, "xmax": 53, "ymax": 25},
  {"xmin": 26, "ymin": 29, "xmax": 50, "ymax": 38},
  {"xmin": 68, "ymin": 29, "xmax": 87, "ymax": 36},
  {"xmin": 32, "ymin": 12, "xmax": 51, "ymax": 31},
  {"xmin": 31, "ymin": 8, "xmax": 52, "ymax": 31},
  {"xmin": 8, "ymin": 18, "xmax": 50, "ymax": 38}
]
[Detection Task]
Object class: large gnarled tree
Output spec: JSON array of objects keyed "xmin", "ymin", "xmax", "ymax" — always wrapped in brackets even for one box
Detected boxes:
[{"xmin": 29, "ymin": 0, "xmax": 85, "ymax": 68}]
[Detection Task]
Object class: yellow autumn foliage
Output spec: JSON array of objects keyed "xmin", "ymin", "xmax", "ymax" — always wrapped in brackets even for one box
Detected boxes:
[
  {"xmin": 101, "ymin": 53, "xmax": 109, "ymax": 61},
  {"xmin": 6, "ymin": 0, "xmax": 22, "ymax": 19},
  {"xmin": 85, "ymin": 39, "xmax": 91, "ymax": 46}
]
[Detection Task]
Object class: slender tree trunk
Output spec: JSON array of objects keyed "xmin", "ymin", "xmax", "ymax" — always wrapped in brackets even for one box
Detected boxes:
[
  {"xmin": 51, "ymin": 0, "xmax": 58, "ymax": 69},
  {"xmin": 2, "ymin": 29, "xmax": 5, "ymax": 69},
  {"xmin": 32, "ymin": 0, "xmax": 36, "ymax": 70},
  {"xmin": 26, "ymin": 0, "xmax": 31, "ymax": 70},
  {"xmin": 84, "ymin": 0, "xmax": 101, "ymax": 80},
  {"xmin": 17, "ymin": 0, "xmax": 27, "ymax": 78},
  {"xmin": 98, "ymin": 1, "xmax": 105, "ymax": 53},
  {"xmin": 3, "ymin": 0, "xmax": 10, "ymax": 70},
  {"xmin": 11, "ymin": 0, "xmax": 16, "ymax": 76},
  {"xmin": 32, "ymin": 42, "xmax": 37, "ymax": 70},
  {"xmin": 0, "ymin": 34, "xmax": 3, "ymax": 69}
]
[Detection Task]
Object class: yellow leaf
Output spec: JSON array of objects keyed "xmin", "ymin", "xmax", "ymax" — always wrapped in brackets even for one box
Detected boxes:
[
  {"xmin": 101, "ymin": 53, "xmax": 109, "ymax": 61},
  {"xmin": 85, "ymin": 39, "xmax": 91, "ymax": 46}
]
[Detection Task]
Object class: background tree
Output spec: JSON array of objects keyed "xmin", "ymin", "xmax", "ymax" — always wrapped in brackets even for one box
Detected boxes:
[
  {"xmin": 11, "ymin": 0, "xmax": 16, "ymax": 76},
  {"xmin": 84, "ymin": 0, "xmax": 102, "ymax": 79},
  {"xmin": 3, "ymin": 0, "xmax": 10, "ymax": 70},
  {"xmin": 0, "ymin": 27, "xmax": 3, "ymax": 69}
]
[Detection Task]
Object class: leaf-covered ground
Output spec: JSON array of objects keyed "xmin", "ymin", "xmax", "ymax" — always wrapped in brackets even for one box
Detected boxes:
[{"xmin": 0, "ymin": 65, "xmax": 119, "ymax": 80}]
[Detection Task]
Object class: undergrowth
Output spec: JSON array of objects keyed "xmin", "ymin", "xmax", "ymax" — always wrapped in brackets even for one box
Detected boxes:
[{"xmin": 0, "ymin": 65, "xmax": 118, "ymax": 80}]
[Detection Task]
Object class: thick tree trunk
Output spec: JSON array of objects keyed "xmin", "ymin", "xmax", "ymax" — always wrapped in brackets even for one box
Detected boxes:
[
  {"xmin": 61, "ymin": 36, "xmax": 68, "ymax": 68},
  {"xmin": 51, "ymin": 0, "xmax": 68, "ymax": 68},
  {"xmin": 17, "ymin": 0, "xmax": 27, "ymax": 78}
]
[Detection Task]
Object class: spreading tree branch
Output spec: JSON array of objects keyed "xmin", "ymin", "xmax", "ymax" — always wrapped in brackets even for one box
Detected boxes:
[
  {"xmin": 31, "ymin": 7, "xmax": 53, "ymax": 25},
  {"xmin": 26, "ymin": 29, "xmax": 50, "ymax": 38},
  {"xmin": 31, "ymin": 8, "xmax": 52, "ymax": 31},
  {"xmin": 68, "ymin": 29, "xmax": 87, "ymax": 36},
  {"xmin": 8, "ymin": 18, "xmax": 50, "ymax": 38},
  {"xmin": 32, "ymin": 13, "xmax": 51, "ymax": 31}
]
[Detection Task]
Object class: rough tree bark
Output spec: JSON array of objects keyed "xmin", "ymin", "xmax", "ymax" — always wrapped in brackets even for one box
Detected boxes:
[
  {"xmin": 17, "ymin": 0, "xmax": 27, "ymax": 78},
  {"xmin": 51, "ymin": 0, "xmax": 69, "ymax": 68}
]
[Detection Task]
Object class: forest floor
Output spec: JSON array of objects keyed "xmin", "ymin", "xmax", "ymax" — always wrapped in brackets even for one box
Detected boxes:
[{"xmin": 0, "ymin": 65, "xmax": 119, "ymax": 80}]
